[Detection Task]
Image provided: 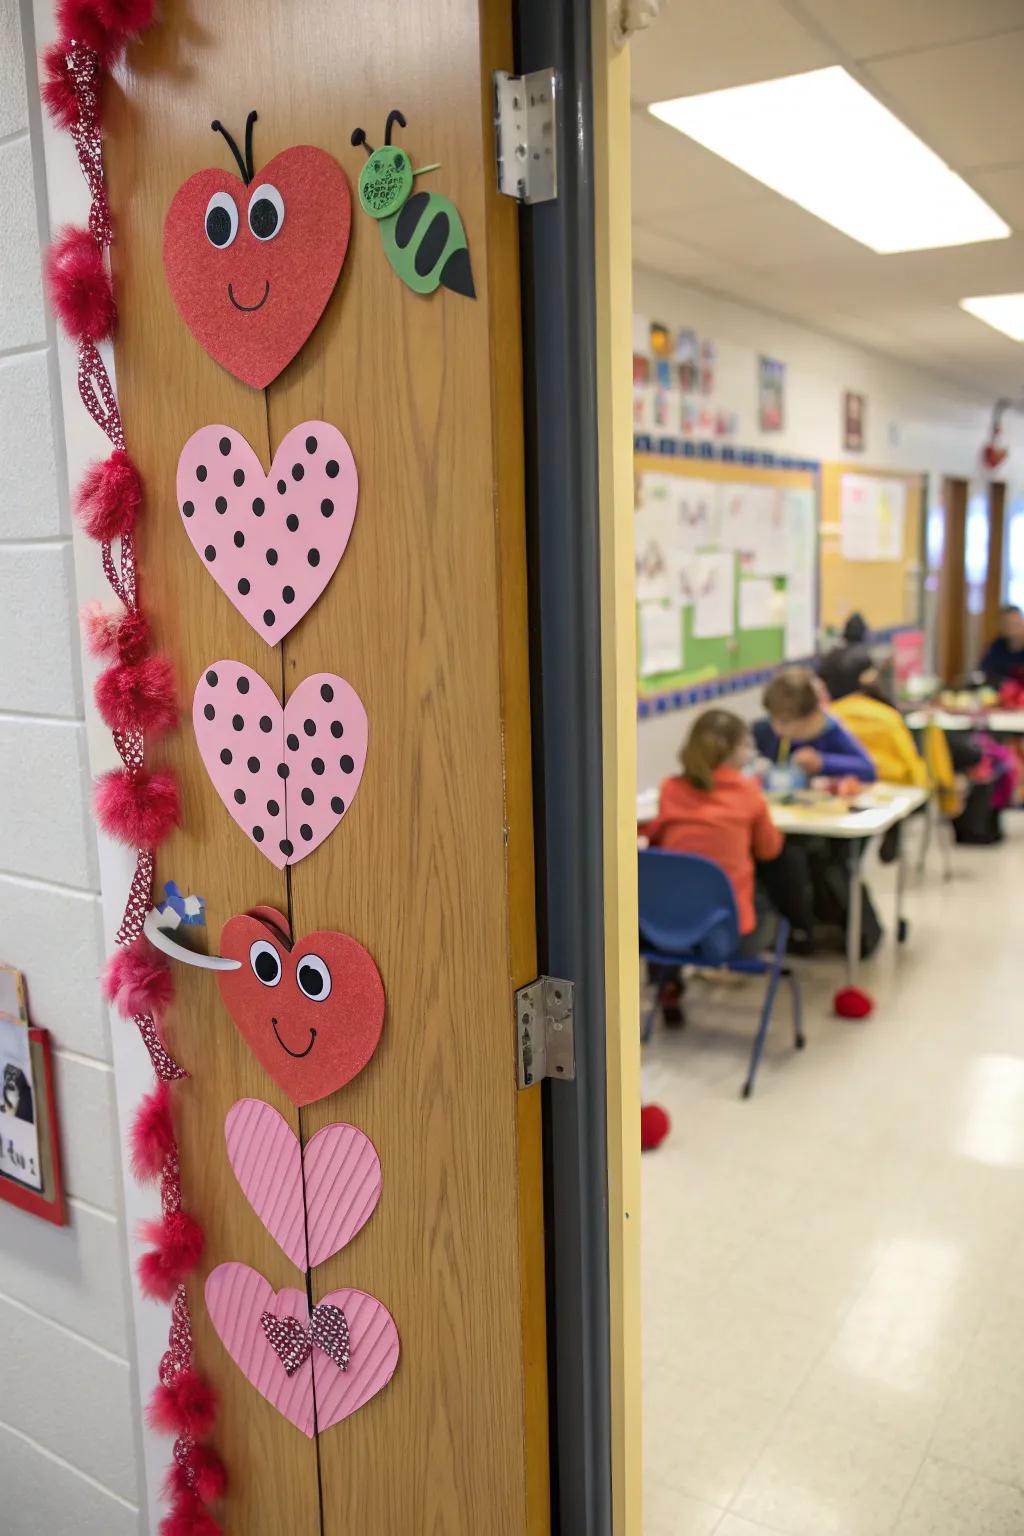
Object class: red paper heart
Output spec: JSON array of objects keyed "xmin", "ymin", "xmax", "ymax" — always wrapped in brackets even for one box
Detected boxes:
[
  {"xmin": 163, "ymin": 146, "xmax": 351, "ymax": 388},
  {"xmin": 217, "ymin": 909, "xmax": 384, "ymax": 1107}
]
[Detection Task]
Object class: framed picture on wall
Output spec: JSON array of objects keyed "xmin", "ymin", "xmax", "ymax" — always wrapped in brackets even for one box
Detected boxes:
[
  {"xmin": 844, "ymin": 390, "xmax": 866, "ymax": 452},
  {"xmin": 758, "ymin": 356, "xmax": 785, "ymax": 431},
  {"xmin": 0, "ymin": 963, "xmax": 66, "ymax": 1226}
]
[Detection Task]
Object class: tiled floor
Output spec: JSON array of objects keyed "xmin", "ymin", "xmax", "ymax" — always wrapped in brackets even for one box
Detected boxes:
[{"xmin": 642, "ymin": 817, "xmax": 1024, "ymax": 1535}]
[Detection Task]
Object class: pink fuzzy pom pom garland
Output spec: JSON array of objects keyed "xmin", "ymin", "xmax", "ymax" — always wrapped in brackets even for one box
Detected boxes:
[{"xmin": 40, "ymin": 9, "xmax": 223, "ymax": 1521}]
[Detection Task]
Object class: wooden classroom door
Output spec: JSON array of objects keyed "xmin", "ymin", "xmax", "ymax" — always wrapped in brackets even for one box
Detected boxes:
[{"xmin": 106, "ymin": 2, "xmax": 547, "ymax": 1531}]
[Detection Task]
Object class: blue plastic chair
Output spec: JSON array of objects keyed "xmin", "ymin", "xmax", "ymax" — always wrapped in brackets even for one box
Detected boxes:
[{"xmin": 639, "ymin": 848, "xmax": 804, "ymax": 1098}]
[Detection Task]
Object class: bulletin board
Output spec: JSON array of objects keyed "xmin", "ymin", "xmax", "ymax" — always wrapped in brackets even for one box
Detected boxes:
[
  {"xmin": 635, "ymin": 454, "xmax": 819, "ymax": 699},
  {"xmin": 819, "ymin": 464, "xmax": 925, "ymax": 631}
]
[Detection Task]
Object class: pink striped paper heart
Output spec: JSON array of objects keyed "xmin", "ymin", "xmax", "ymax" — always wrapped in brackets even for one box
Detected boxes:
[
  {"xmin": 205, "ymin": 1263, "xmax": 399, "ymax": 1436},
  {"xmin": 225, "ymin": 1099, "xmax": 381, "ymax": 1271},
  {"xmin": 193, "ymin": 661, "xmax": 367, "ymax": 869}
]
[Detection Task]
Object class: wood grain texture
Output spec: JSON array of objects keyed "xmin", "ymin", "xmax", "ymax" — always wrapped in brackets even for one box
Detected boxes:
[
  {"xmin": 106, "ymin": 0, "xmax": 546, "ymax": 1530},
  {"xmin": 820, "ymin": 464, "xmax": 924, "ymax": 633},
  {"xmin": 938, "ymin": 477, "xmax": 968, "ymax": 683},
  {"xmin": 983, "ymin": 480, "xmax": 1006, "ymax": 644}
]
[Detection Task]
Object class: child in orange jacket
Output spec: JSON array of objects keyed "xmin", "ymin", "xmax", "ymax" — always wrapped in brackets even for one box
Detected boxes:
[{"xmin": 644, "ymin": 709, "xmax": 813, "ymax": 1019}]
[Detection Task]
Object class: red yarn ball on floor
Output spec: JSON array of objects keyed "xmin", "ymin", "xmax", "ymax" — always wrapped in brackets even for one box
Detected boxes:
[
  {"xmin": 40, "ymin": 43, "xmax": 82, "ymax": 130},
  {"xmin": 834, "ymin": 985, "xmax": 874, "ymax": 1020},
  {"xmin": 103, "ymin": 935, "xmax": 173, "ymax": 1020},
  {"xmin": 129, "ymin": 1080, "xmax": 174, "ymax": 1182},
  {"xmin": 641, "ymin": 1103, "xmax": 671, "ymax": 1151},
  {"xmin": 95, "ymin": 766, "xmax": 180, "ymax": 848},
  {"xmin": 46, "ymin": 227, "xmax": 116, "ymax": 343},
  {"xmin": 95, "ymin": 655, "xmax": 178, "ymax": 737},
  {"xmin": 75, "ymin": 449, "xmax": 143, "ymax": 542},
  {"xmin": 138, "ymin": 1210, "xmax": 205, "ymax": 1301}
]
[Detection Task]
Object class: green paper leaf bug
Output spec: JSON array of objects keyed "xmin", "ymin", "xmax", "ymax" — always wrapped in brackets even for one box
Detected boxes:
[{"xmin": 349, "ymin": 110, "xmax": 475, "ymax": 300}]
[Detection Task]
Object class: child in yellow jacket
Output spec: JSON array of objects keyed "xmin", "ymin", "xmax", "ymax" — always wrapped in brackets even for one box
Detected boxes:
[{"xmin": 829, "ymin": 690, "xmax": 928, "ymax": 787}]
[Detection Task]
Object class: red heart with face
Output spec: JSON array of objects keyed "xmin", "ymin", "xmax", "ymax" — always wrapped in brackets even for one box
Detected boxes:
[
  {"xmin": 217, "ymin": 908, "xmax": 384, "ymax": 1106},
  {"xmin": 163, "ymin": 134, "xmax": 351, "ymax": 389}
]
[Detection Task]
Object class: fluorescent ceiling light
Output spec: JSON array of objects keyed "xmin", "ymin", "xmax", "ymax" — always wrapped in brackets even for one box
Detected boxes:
[
  {"xmin": 960, "ymin": 293, "xmax": 1024, "ymax": 341},
  {"xmin": 649, "ymin": 66, "xmax": 1010, "ymax": 255}
]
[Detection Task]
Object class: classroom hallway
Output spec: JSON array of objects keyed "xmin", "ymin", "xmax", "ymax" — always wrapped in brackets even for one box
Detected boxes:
[{"xmin": 641, "ymin": 817, "xmax": 1024, "ymax": 1536}]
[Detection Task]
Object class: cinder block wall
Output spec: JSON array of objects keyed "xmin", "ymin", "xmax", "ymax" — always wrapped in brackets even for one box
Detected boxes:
[{"xmin": 0, "ymin": 6, "xmax": 140, "ymax": 1530}]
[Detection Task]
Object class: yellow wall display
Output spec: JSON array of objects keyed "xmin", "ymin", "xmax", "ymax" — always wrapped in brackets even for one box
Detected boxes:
[{"xmin": 820, "ymin": 463, "xmax": 925, "ymax": 632}]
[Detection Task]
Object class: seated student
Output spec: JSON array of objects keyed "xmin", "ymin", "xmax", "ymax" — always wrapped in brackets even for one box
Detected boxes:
[
  {"xmin": 819, "ymin": 656, "xmax": 928, "ymax": 790},
  {"xmin": 817, "ymin": 612, "xmax": 872, "ymax": 704},
  {"xmin": 753, "ymin": 666, "xmax": 876, "ymax": 782},
  {"xmin": 755, "ymin": 667, "xmax": 885, "ymax": 956},
  {"xmin": 980, "ymin": 604, "xmax": 1024, "ymax": 685},
  {"xmin": 644, "ymin": 711, "xmax": 815, "ymax": 1016}
]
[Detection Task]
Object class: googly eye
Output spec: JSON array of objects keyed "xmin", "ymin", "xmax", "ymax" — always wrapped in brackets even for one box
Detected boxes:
[
  {"xmin": 205, "ymin": 191, "xmax": 239, "ymax": 248},
  {"xmin": 295, "ymin": 954, "xmax": 332, "ymax": 1002},
  {"xmin": 248, "ymin": 183, "xmax": 285, "ymax": 241},
  {"xmin": 249, "ymin": 939, "xmax": 282, "ymax": 987}
]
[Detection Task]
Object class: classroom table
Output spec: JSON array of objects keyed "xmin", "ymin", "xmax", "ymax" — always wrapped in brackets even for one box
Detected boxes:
[
  {"xmin": 637, "ymin": 783, "xmax": 928, "ymax": 985},
  {"xmin": 767, "ymin": 785, "xmax": 927, "ymax": 985},
  {"xmin": 904, "ymin": 707, "xmax": 1024, "ymax": 734}
]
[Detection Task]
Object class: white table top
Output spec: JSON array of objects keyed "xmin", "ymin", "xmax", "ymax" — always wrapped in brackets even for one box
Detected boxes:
[
  {"xmin": 637, "ymin": 782, "xmax": 928, "ymax": 840},
  {"xmin": 904, "ymin": 707, "xmax": 1024, "ymax": 734},
  {"xmin": 766, "ymin": 784, "xmax": 928, "ymax": 839}
]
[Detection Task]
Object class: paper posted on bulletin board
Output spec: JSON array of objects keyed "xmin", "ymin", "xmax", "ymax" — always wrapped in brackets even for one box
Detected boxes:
[
  {"xmin": 840, "ymin": 473, "xmax": 905, "ymax": 561},
  {"xmin": 635, "ymin": 468, "xmax": 817, "ymax": 690}
]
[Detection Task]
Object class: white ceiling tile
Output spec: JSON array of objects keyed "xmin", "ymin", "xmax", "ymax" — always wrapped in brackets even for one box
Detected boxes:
[
  {"xmin": 630, "ymin": 0, "xmax": 837, "ymax": 107},
  {"xmin": 632, "ymin": 226, "xmax": 726, "ymax": 285},
  {"xmin": 794, "ymin": 0, "xmax": 1024, "ymax": 61},
  {"xmin": 969, "ymin": 165, "xmax": 1024, "ymax": 230},
  {"xmin": 648, "ymin": 194, "xmax": 863, "ymax": 269},
  {"xmin": 631, "ymin": 111, "xmax": 767, "ymax": 220},
  {"xmin": 865, "ymin": 32, "xmax": 1024, "ymax": 170}
]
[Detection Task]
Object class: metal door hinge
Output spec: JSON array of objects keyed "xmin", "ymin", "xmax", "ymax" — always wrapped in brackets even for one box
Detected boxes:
[
  {"xmin": 516, "ymin": 976, "xmax": 575, "ymax": 1087},
  {"xmin": 494, "ymin": 68, "xmax": 559, "ymax": 204}
]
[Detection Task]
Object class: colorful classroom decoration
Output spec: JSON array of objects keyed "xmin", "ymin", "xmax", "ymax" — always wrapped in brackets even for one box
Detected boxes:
[
  {"xmin": 205, "ymin": 1263, "xmax": 399, "ymax": 1436},
  {"xmin": 40, "ymin": 11, "xmax": 228, "ymax": 1531},
  {"xmin": 0, "ymin": 963, "xmax": 66, "ymax": 1227},
  {"xmin": 225, "ymin": 1100, "xmax": 381, "ymax": 1270},
  {"xmin": 192, "ymin": 663, "xmax": 368, "ymax": 868},
  {"xmin": 350, "ymin": 109, "xmax": 475, "ymax": 299},
  {"xmin": 819, "ymin": 464, "xmax": 923, "ymax": 632},
  {"xmin": 217, "ymin": 909, "xmax": 384, "ymax": 1105},
  {"xmin": 177, "ymin": 423, "xmax": 358, "ymax": 644},
  {"xmin": 163, "ymin": 112, "xmax": 352, "ymax": 387},
  {"xmin": 145, "ymin": 905, "xmax": 386, "ymax": 1107},
  {"xmin": 634, "ymin": 455, "xmax": 818, "ymax": 701}
]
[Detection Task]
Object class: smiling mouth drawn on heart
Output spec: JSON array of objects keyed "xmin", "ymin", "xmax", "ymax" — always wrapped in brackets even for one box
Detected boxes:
[
  {"xmin": 273, "ymin": 1018, "xmax": 316, "ymax": 1058},
  {"xmin": 228, "ymin": 280, "xmax": 270, "ymax": 311}
]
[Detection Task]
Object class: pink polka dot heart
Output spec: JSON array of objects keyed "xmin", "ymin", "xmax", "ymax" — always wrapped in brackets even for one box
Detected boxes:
[
  {"xmin": 193, "ymin": 661, "xmax": 367, "ymax": 869},
  {"xmin": 177, "ymin": 422, "xmax": 358, "ymax": 645}
]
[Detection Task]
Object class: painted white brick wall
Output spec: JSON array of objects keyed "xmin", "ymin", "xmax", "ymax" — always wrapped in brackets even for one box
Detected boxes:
[{"xmin": 0, "ymin": 5, "xmax": 141, "ymax": 1530}]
